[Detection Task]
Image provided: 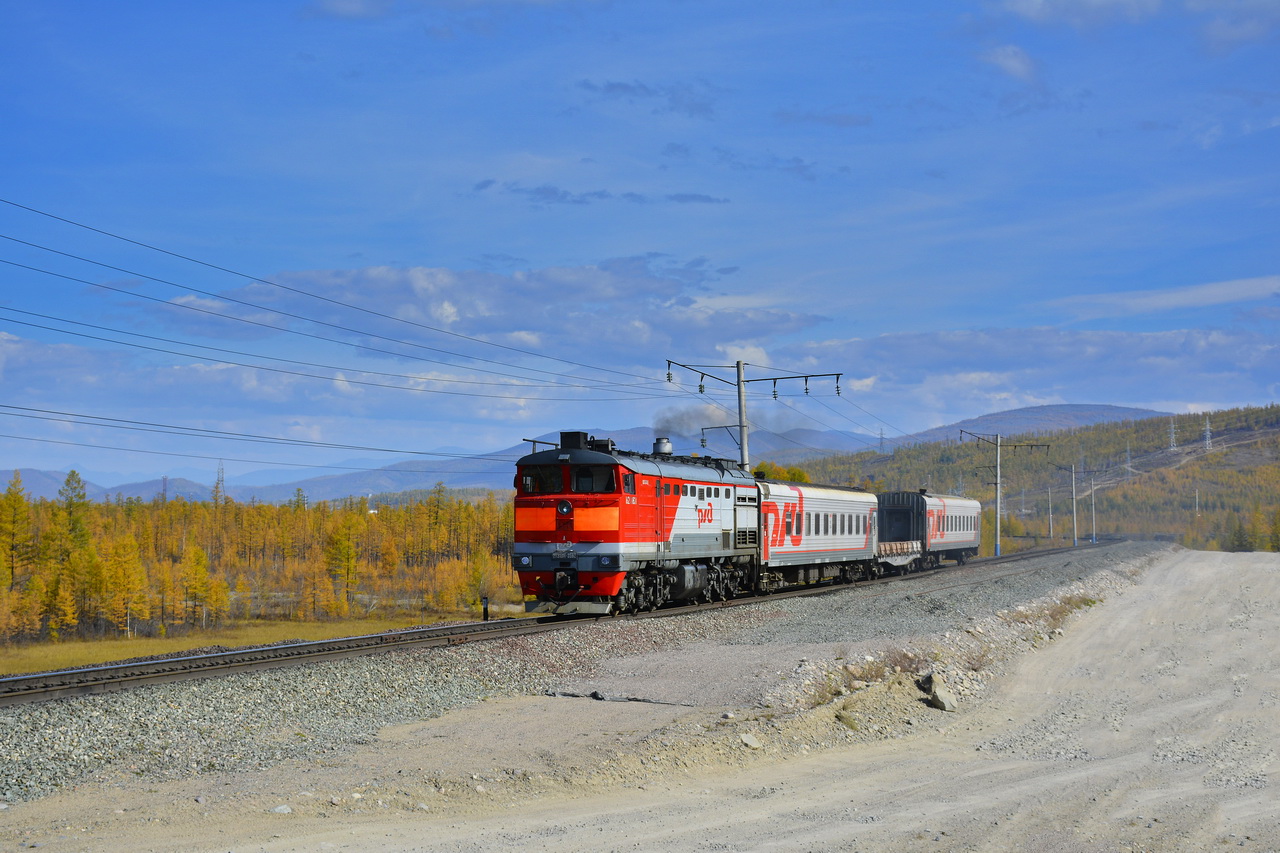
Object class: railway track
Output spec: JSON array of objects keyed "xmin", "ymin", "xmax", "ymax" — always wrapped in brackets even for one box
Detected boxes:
[{"xmin": 0, "ymin": 541, "xmax": 1105, "ymax": 708}]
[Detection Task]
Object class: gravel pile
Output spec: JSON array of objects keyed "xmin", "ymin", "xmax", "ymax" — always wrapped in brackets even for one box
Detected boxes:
[{"xmin": 0, "ymin": 541, "xmax": 1170, "ymax": 804}]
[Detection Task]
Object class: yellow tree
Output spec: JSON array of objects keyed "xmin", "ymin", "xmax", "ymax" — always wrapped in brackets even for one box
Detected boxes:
[
  {"xmin": 324, "ymin": 512, "xmax": 361, "ymax": 610},
  {"xmin": 104, "ymin": 532, "xmax": 150, "ymax": 635},
  {"xmin": 47, "ymin": 579, "xmax": 78, "ymax": 642},
  {"xmin": 179, "ymin": 541, "xmax": 211, "ymax": 626},
  {"xmin": 206, "ymin": 575, "xmax": 231, "ymax": 625},
  {"xmin": 0, "ymin": 471, "xmax": 34, "ymax": 594}
]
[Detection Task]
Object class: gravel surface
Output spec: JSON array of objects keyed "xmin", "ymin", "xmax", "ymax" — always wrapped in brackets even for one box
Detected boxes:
[
  {"xmin": 0, "ymin": 541, "xmax": 1162, "ymax": 806},
  {"xmin": 6, "ymin": 541, "xmax": 1278, "ymax": 852}
]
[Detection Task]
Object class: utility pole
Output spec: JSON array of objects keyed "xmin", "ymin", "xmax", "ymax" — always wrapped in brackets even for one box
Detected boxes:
[
  {"xmin": 736, "ymin": 361, "xmax": 748, "ymax": 470},
  {"xmin": 666, "ymin": 360, "xmax": 841, "ymax": 471},
  {"xmin": 1071, "ymin": 464, "xmax": 1078, "ymax": 546},
  {"xmin": 962, "ymin": 430, "xmax": 1048, "ymax": 556},
  {"xmin": 1090, "ymin": 476, "xmax": 1097, "ymax": 544},
  {"xmin": 1055, "ymin": 463, "xmax": 1106, "ymax": 547},
  {"xmin": 1048, "ymin": 484, "xmax": 1054, "ymax": 540}
]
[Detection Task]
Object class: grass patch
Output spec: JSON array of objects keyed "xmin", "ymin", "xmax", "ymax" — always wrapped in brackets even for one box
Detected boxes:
[
  {"xmin": 1042, "ymin": 594, "xmax": 1101, "ymax": 631},
  {"xmin": 0, "ymin": 615, "xmax": 457, "ymax": 676},
  {"xmin": 963, "ymin": 644, "xmax": 995, "ymax": 672},
  {"xmin": 882, "ymin": 647, "xmax": 936, "ymax": 675}
]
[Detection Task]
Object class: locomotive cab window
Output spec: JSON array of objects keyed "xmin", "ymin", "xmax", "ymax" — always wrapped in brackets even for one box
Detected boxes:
[
  {"xmin": 520, "ymin": 465, "xmax": 563, "ymax": 495},
  {"xmin": 572, "ymin": 466, "xmax": 616, "ymax": 493}
]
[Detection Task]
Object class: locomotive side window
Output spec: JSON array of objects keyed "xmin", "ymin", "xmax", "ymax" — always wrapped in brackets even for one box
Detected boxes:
[
  {"xmin": 623, "ymin": 473, "xmax": 636, "ymax": 494},
  {"xmin": 664, "ymin": 483, "xmax": 671, "ymax": 495},
  {"xmin": 572, "ymin": 466, "xmax": 616, "ymax": 493},
  {"xmin": 520, "ymin": 465, "xmax": 563, "ymax": 495}
]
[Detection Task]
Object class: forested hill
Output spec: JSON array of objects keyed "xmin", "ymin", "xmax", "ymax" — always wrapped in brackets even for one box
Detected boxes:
[
  {"xmin": 793, "ymin": 404, "xmax": 1280, "ymax": 551},
  {"xmin": 901, "ymin": 403, "xmax": 1167, "ymax": 447}
]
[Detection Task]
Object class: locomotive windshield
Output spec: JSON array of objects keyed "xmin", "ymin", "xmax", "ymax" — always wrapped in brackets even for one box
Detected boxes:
[
  {"xmin": 572, "ymin": 465, "xmax": 616, "ymax": 493},
  {"xmin": 519, "ymin": 465, "xmax": 563, "ymax": 495}
]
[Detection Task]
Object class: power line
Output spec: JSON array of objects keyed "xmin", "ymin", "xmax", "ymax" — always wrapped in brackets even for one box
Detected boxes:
[
  {"xmin": 0, "ymin": 404, "xmax": 523, "ymax": 460},
  {"xmin": 0, "ymin": 251, "xmax": 665, "ymax": 391},
  {"xmin": 0, "ymin": 312, "xmax": 669, "ymax": 402},
  {"xmin": 0, "ymin": 305, "xmax": 665, "ymax": 395},
  {"xmin": 0, "ymin": 432, "xmax": 507, "ymax": 475},
  {"xmin": 0, "ymin": 198, "xmax": 656, "ymax": 381}
]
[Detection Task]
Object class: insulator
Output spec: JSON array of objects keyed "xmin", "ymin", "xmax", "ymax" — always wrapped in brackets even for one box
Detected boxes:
[
  {"xmin": 700, "ymin": 437, "xmax": 707, "ymax": 447},
  {"xmin": 698, "ymin": 374, "xmax": 705, "ymax": 393},
  {"xmin": 835, "ymin": 383, "xmax": 842, "ymax": 396},
  {"xmin": 804, "ymin": 378, "xmax": 810, "ymax": 395},
  {"xmin": 666, "ymin": 371, "xmax": 673, "ymax": 382},
  {"xmin": 772, "ymin": 380, "xmax": 778, "ymax": 400}
]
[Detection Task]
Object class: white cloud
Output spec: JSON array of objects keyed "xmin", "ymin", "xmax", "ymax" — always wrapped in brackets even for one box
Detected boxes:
[
  {"xmin": 786, "ymin": 325, "xmax": 1277, "ymax": 433},
  {"xmin": 1048, "ymin": 274, "xmax": 1280, "ymax": 320},
  {"xmin": 1187, "ymin": 0, "xmax": 1280, "ymax": 47},
  {"xmin": 717, "ymin": 344, "xmax": 771, "ymax": 366},
  {"xmin": 982, "ymin": 45, "xmax": 1038, "ymax": 82},
  {"xmin": 256, "ymin": 258, "xmax": 822, "ymax": 369},
  {"xmin": 305, "ymin": 0, "xmax": 393, "ymax": 19},
  {"xmin": 1002, "ymin": 0, "xmax": 1279, "ymax": 46},
  {"xmin": 1002, "ymin": 0, "xmax": 1163, "ymax": 24}
]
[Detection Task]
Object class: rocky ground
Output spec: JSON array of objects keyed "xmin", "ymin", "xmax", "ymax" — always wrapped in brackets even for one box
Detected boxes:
[{"xmin": 2, "ymin": 542, "xmax": 1276, "ymax": 852}]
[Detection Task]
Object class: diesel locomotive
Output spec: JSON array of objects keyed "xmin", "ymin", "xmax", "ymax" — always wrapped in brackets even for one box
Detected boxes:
[{"xmin": 514, "ymin": 431, "xmax": 981, "ymax": 615}]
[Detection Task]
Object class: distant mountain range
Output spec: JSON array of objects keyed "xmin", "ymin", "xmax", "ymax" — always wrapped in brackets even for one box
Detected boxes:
[{"xmin": 2, "ymin": 403, "xmax": 1167, "ymax": 503}]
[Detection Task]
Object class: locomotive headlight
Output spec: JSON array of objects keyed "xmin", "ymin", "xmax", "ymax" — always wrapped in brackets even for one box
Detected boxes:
[
  {"xmin": 517, "ymin": 555, "xmax": 532, "ymax": 567},
  {"xmin": 557, "ymin": 500, "xmax": 572, "ymax": 515},
  {"xmin": 599, "ymin": 555, "xmax": 614, "ymax": 567}
]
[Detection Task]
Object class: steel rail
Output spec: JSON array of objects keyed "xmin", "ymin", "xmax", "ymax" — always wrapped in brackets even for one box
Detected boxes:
[
  {"xmin": 0, "ymin": 540, "xmax": 1108, "ymax": 707},
  {"xmin": 0, "ymin": 616, "xmax": 562, "ymax": 707}
]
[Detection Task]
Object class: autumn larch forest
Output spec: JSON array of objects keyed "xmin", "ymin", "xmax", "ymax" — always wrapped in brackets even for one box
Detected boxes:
[{"xmin": 0, "ymin": 472, "xmax": 514, "ymax": 644}]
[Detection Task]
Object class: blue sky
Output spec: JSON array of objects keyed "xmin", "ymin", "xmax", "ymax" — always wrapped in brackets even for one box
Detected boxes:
[{"xmin": 0, "ymin": 0, "xmax": 1277, "ymax": 484}]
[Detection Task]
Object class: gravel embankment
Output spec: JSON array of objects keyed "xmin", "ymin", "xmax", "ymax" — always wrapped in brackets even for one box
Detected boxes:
[{"xmin": 0, "ymin": 541, "xmax": 1169, "ymax": 805}]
